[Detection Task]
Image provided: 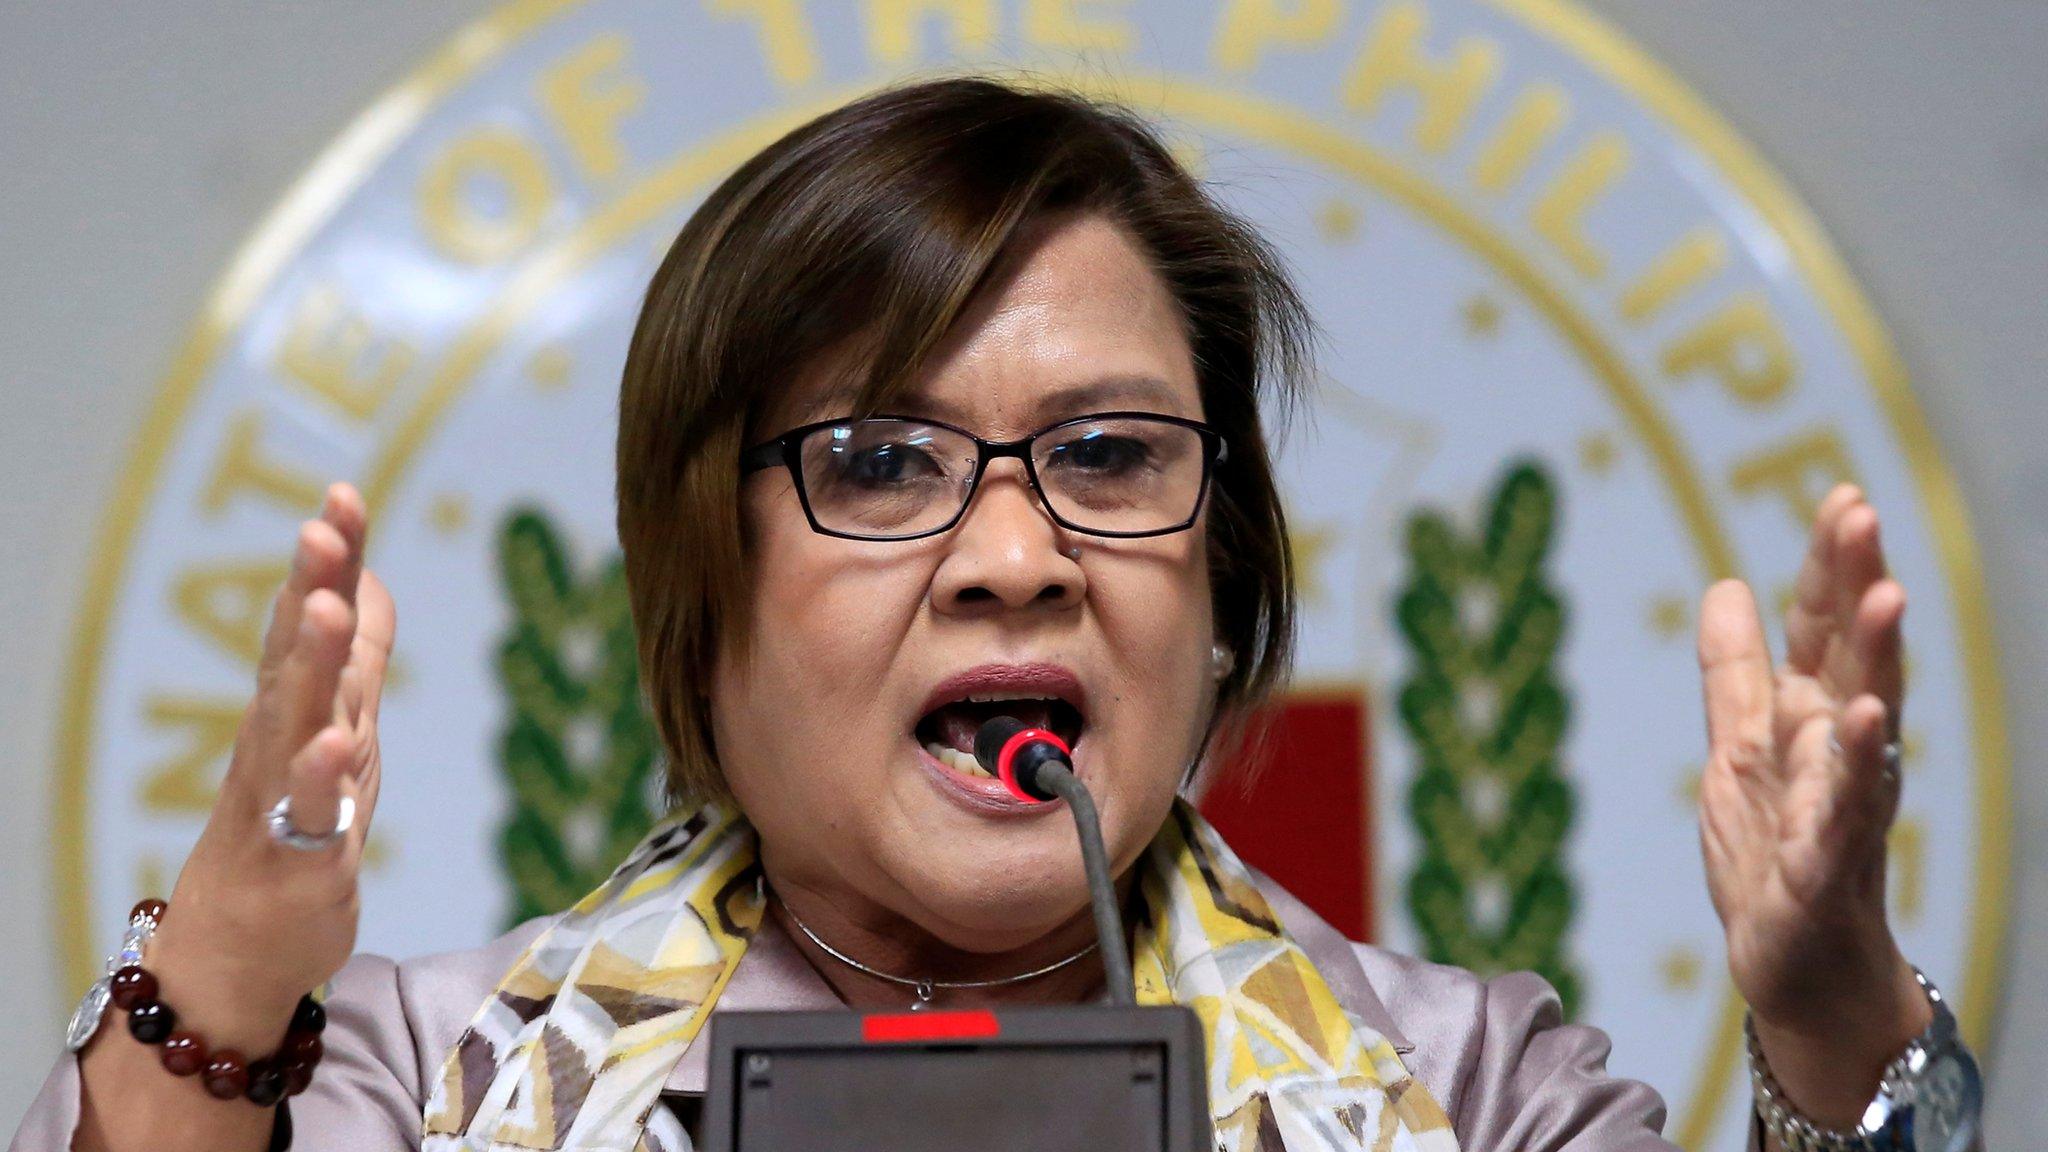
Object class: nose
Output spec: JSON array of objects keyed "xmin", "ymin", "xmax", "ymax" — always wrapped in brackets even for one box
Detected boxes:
[{"xmin": 930, "ymin": 461, "xmax": 1084, "ymax": 616}]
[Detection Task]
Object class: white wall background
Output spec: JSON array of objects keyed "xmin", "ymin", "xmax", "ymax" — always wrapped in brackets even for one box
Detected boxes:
[{"xmin": 2, "ymin": 0, "xmax": 2042, "ymax": 1139}]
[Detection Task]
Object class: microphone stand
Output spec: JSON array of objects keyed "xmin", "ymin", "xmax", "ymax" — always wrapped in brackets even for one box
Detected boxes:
[{"xmin": 1029, "ymin": 762, "xmax": 1136, "ymax": 1006}]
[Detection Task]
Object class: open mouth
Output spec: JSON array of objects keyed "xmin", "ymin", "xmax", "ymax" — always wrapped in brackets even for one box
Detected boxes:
[{"xmin": 915, "ymin": 693, "xmax": 1086, "ymax": 780}]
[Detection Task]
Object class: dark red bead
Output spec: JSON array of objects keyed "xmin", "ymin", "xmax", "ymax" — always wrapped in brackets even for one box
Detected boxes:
[
  {"xmin": 108, "ymin": 965, "xmax": 158, "ymax": 1011},
  {"xmin": 245, "ymin": 1058, "xmax": 286, "ymax": 1106},
  {"xmin": 282, "ymin": 1031, "xmax": 323, "ymax": 1066},
  {"xmin": 268, "ymin": 1102, "xmax": 292, "ymax": 1152},
  {"xmin": 130, "ymin": 898, "xmax": 167, "ymax": 924},
  {"xmin": 126, "ymin": 1000, "xmax": 176, "ymax": 1044},
  {"xmin": 281, "ymin": 1058, "xmax": 314, "ymax": 1097},
  {"xmin": 202, "ymin": 1050, "xmax": 249, "ymax": 1100},
  {"xmin": 290, "ymin": 996, "xmax": 326, "ymax": 1035},
  {"xmin": 160, "ymin": 1032, "xmax": 208, "ymax": 1076}
]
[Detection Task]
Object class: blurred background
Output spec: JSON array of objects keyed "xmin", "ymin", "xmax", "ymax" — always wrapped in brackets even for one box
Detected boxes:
[{"xmin": 2, "ymin": 0, "xmax": 2043, "ymax": 1144}]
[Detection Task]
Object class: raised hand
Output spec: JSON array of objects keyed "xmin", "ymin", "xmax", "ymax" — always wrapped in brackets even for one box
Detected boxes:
[
  {"xmin": 77, "ymin": 483, "xmax": 394, "ymax": 1152},
  {"xmin": 1695, "ymin": 483, "xmax": 1929, "ymax": 1127}
]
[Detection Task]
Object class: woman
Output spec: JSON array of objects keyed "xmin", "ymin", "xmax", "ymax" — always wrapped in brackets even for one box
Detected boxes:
[{"xmin": 17, "ymin": 77, "xmax": 1957, "ymax": 1152}]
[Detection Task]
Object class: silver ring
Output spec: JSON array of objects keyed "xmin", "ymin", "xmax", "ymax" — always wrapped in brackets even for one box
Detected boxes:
[
  {"xmin": 265, "ymin": 794, "xmax": 355, "ymax": 850},
  {"xmin": 1826, "ymin": 730, "xmax": 1904, "ymax": 788}
]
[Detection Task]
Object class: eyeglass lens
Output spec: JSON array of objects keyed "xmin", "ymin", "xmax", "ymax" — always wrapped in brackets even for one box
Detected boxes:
[{"xmin": 795, "ymin": 417, "xmax": 1209, "ymax": 539}]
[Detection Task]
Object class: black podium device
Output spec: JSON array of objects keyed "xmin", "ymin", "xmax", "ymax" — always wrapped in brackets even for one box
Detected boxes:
[{"xmin": 697, "ymin": 1003, "xmax": 1212, "ymax": 1152}]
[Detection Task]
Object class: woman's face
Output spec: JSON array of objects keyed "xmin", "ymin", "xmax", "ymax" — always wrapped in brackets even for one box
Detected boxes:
[{"xmin": 714, "ymin": 212, "xmax": 1220, "ymax": 950}]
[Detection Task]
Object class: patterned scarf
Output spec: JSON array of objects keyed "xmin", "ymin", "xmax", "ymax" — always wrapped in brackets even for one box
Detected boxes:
[{"xmin": 422, "ymin": 800, "xmax": 1461, "ymax": 1152}]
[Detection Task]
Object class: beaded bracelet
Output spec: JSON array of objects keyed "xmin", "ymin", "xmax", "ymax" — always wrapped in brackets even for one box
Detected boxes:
[{"xmin": 104, "ymin": 899, "xmax": 328, "ymax": 1107}]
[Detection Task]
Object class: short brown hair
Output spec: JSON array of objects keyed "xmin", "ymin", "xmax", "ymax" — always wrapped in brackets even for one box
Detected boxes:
[{"xmin": 617, "ymin": 75, "xmax": 1311, "ymax": 803}]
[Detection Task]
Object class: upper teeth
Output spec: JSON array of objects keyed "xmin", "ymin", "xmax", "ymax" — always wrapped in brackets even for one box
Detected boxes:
[{"xmin": 959, "ymin": 692, "xmax": 1059, "ymax": 704}]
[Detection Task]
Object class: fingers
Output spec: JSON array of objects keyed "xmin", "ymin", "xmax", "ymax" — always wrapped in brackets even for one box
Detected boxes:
[
  {"xmin": 1698, "ymin": 579, "xmax": 1776, "ymax": 774},
  {"xmin": 1756, "ymin": 695, "xmax": 1896, "ymax": 913},
  {"xmin": 1830, "ymin": 501, "xmax": 1889, "ymax": 614},
  {"xmin": 279, "ymin": 724, "xmax": 358, "ymax": 853},
  {"xmin": 1820, "ymin": 499, "xmax": 1906, "ymax": 726},
  {"xmin": 232, "ymin": 483, "xmax": 376, "ymax": 817},
  {"xmin": 258, "ymin": 485, "xmax": 367, "ymax": 674},
  {"xmin": 259, "ymin": 518, "xmax": 346, "ymax": 673},
  {"xmin": 1780, "ymin": 485, "xmax": 1908, "ymax": 728},
  {"xmin": 351, "ymin": 569, "xmax": 397, "ymax": 727},
  {"xmin": 1832, "ymin": 694, "xmax": 1901, "ymax": 863},
  {"xmin": 1848, "ymin": 579, "xmax": 1907, "ymax": 738},
  {"xmin": 336, "ymin": 665, "xmax": 364, "ymax": 730},
  {"xmin": 1784, "ymin": 484, "xmax": 1863, "ymax": 672},
  {"xmin": 323, "ymin": 483, "xmax": 369, "ymax": 604},
  {"xmin": 1770, "ymin": 672, "xmax": 1835, "ymax": 764},
  {"xmin": 260, "ymin": 590, "xmax": 355, "ymax": 786},
  {"xmin": 1801, "ymin": 695, "xmax": 1896, "ymax": 848}
]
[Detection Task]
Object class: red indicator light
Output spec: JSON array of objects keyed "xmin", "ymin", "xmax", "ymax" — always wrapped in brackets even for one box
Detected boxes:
[{"xmin": 861, "ymin": 1009, "xmax": 1002, "ymax": 1043}]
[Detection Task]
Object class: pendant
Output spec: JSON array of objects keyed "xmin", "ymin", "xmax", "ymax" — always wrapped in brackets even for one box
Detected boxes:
[
  {"xmin": 909, "ymin": 979, "xmax": 936, "ymax": 1010},
  {"xmin": 65, "ymin": 977, "xmax": 111, "ymax": 1053}
]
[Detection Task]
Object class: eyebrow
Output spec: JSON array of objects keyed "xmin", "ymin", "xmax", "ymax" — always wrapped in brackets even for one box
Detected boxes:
[{"xmin": 897, "ymin": 374, "xmax": 1196, "ymax": 426}]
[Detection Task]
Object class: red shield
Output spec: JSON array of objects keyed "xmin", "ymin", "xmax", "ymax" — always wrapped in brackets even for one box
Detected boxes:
[{"xmin": 1197, "ymin": 690, "xmax": 1375, "ymax": 942}]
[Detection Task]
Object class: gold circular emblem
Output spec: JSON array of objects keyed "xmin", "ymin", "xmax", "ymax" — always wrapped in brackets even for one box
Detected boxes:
[{"xmin": 54, "ymin": 3, "xmax": 2006, "ymax": 1148}]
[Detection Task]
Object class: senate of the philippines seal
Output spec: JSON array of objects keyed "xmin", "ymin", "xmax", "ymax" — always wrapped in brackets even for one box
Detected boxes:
[{"xmin": 55, "ymin": 3, "xmax": 2007, "ymax": 1148}]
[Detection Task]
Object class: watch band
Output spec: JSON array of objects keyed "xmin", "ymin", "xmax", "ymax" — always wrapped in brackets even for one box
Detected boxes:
[
  {"xmin": 1745, "ymin": 966, "xmax": 1974, "ymax": 1152},
  {"xmin": 1747, "ymin": 1013, "xmax": 1907, "ymax": 1152}
]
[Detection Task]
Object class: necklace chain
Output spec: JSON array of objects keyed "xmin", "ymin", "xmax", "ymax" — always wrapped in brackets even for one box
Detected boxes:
[{"xmin": 774, "ymin": 888, "xmax": 1099, "ymax": 1005}]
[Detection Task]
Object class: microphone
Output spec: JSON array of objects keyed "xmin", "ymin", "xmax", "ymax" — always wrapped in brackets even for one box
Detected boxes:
[
  {"xmin": 973, "ymin": 717, "xmax": 1135, "ymax": 1006},
  {"xmin": 972, "ymin": 715, "xmax": 1072, "ymax": 803}
]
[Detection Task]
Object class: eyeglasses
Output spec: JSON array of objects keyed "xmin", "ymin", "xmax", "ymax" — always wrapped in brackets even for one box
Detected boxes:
[{"xmin": 739, "ymin": 411, "xmax": 1229, "ymax": 541}]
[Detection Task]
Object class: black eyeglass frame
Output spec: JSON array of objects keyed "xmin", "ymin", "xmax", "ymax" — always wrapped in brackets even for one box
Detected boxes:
[{"xmin": 739, "ymin": 410, "xmax": 1230, "ymax": 542}]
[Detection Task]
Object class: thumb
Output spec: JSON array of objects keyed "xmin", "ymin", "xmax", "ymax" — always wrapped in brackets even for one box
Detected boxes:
[{"xmin": 1697, "ymin": 579, "xmax": 1776, "ymax": 770}]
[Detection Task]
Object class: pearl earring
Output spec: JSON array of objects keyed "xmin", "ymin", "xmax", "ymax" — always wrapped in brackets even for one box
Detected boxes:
[{"xmin": 1210, "ymin": 643, "xmax": 1235, "ymax": 679}]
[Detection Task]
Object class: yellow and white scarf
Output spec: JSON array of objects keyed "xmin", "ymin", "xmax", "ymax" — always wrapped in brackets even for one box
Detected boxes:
[{"xmin": 422, "ymin": 801, "xmax": 1461, "ymax": 1152}]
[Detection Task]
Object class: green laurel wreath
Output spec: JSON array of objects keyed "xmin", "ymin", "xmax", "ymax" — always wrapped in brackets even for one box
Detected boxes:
[
  {"xmin": 1396, "ymin": 461, "xmax": 1582, "ymax": 1016},
  {"xmin": 494, "ymin": 507, "xmax": 661, "ymax": 927}
]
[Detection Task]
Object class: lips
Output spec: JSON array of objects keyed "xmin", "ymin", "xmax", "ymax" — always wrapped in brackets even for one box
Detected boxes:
[{"xmin": 913, "ymin": 664, "xmax": 1087, "ymax": 781}]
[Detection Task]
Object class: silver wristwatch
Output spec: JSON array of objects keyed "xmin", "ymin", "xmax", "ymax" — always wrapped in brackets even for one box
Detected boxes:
[{"xmin": 1747, "ymin": 967, "xmax": 1983, "ymax": 1152}]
